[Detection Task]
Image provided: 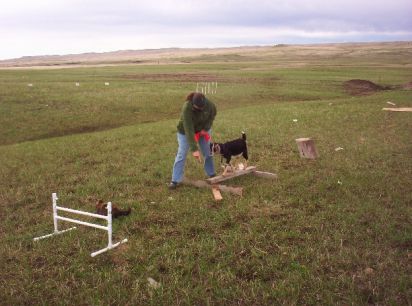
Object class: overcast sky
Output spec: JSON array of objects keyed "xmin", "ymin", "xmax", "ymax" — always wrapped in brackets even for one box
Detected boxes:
[{"xmin": 0, "ymin": 0, "xmax": 411, "ymax": 60}]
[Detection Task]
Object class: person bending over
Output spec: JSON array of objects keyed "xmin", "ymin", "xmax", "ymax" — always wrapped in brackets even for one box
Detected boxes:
[{"xmin": 169, "ymin": 92, "xmax": 217, "ymax": 189}]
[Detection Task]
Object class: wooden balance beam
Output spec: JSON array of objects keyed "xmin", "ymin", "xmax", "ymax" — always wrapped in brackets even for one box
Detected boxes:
[
  {"xmin": 206, "ymin": 166, "xmax": 278, "ymax": 184},
  {"xmin": 182, "ymin": 178, "xmax": 243, "ymax": 197},
  {"xmin": 184, "ymin": 166, "xmax": 277, "ymax": 201}
]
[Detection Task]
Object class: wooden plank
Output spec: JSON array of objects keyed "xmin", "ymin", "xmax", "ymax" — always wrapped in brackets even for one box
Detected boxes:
[
  {"xmin": 211, "ymin": 186, "xmax": 223, "ymax": 201},
  {"xmin": 252, "ymin": 171, "xmax": 278, "ymax": 180},
  {"xmin": 382, "ymin": 107, "xmax": 412, "ymax": 112},
  {"xmin": 206, "ymin": 166, "xmax": 257, "ymax": 184},
  {"xmin": 182, "ymin": 178, "xmax": 243, "ymax": 196}
]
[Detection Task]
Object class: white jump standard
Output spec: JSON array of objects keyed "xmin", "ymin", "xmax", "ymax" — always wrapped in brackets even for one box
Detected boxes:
[{"xmin": 34, "ymin": 193, "xmax": 128, "ymax": 257}]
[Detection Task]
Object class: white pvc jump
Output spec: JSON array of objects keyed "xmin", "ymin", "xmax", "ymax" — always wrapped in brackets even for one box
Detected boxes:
[
  {"xmin": 196, "ymin": 82, "xmax": 217, "ymax": 94},
  {"xmin": 34, "ymin": 193, "xmax": 128, "ymax": 257}
]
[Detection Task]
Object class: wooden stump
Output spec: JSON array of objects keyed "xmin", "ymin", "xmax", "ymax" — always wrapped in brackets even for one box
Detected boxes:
[{"xmin": 295, "ymin": 138, "xmax": 319, "ymax": 159}]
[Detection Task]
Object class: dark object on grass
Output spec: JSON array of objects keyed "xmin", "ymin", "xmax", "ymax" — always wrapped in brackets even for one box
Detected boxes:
[{"xmin": 96, "ymin": 200, "xmax": 131, "ymax": 218}]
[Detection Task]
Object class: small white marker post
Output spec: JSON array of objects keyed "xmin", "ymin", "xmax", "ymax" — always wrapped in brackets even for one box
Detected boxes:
[
  {"xmin": 34, "ymin": 193, "xmax": 127, "ymax": 257},
  {"xmin": 196, "ymin": 82, "xmax": 219, "ymax": 95}
]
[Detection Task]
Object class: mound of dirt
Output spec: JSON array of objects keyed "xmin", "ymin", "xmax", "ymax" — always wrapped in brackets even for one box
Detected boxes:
[{"xmin": 343, "ymin": 79, "xmax": 386, "ymax": 96}]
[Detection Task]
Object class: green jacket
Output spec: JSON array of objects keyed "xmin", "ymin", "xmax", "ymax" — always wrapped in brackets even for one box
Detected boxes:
[{"xmin": 177, "ymin": 98, "xmax": 217, "ymax": 152}]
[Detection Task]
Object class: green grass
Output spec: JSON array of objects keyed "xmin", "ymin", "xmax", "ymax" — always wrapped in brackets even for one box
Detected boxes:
[
  {"xmin": 1, "ymin": 60, "xmax": 411, "ymax": 146},
  {"xmin": 0, "ymin": 44, "xmax": 411, "ymax": 305}
]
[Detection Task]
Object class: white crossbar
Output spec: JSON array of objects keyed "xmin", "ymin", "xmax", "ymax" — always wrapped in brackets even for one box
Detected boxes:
[
  {"xmin": 57, "ymin": 206, "xmax": 108, "ymax": 220},
  {"xmin": 33, "ymin": 193, "xmax": 128, "ymax": 257},
  {"xmin": 56, "ymin": 216, "xmax": 108, "ymax": 231}
]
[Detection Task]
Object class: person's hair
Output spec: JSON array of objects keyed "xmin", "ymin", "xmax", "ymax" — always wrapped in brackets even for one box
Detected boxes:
[{"xmin": 186, "ymin": 92, "xmax": 205, "ymax": 102}]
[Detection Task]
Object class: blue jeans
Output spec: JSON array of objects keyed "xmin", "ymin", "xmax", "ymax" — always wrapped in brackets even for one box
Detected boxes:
[{"xmin": 172, "ymin": 131, "xmax": 215, "ymax": 183}]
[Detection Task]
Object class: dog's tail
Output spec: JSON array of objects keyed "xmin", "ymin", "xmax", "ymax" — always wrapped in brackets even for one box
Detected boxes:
[{"xmin": 241, "ymin": 131, "xmax": 246, "ymax": 141}]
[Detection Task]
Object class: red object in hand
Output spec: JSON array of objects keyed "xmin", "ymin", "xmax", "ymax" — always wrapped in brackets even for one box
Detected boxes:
[{"xmin": 194, "ymin": 130, "xmax": 211, "ymax": 142}]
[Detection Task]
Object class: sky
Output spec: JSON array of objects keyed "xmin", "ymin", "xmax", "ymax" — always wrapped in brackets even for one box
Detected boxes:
[{"xmin": 0, "ymin": 0, "xmax": 411, "ymax": 60}]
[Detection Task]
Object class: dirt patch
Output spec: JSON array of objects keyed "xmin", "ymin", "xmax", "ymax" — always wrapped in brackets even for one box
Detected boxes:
[
  {"xmin": 120, "ymin": 73, "xmax": 273, "ymax": 84},
  {"xmin": 343, "ymin": 79, "xmax": 388, "ymax": 96},
  {"xmin": 392, "ymin": 239, "xmax": 412, "ymax": 250},
  {"xmin": 402, "ymin": 81, "xmax": 412, "ymax": 89},
  {"xmin": 121, "ymin": 73, "xmax": 221, "ymax": 82}
]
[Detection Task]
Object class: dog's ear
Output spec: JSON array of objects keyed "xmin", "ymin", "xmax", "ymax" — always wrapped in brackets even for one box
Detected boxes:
[
  {"xmin": 96, "ymin": 200, "xmax": 107, "ymax": 215},
  {"xmin": 212, "ymin": 143, "xmax": 219, "ymax": 153},
  {"xmin": 209, "ymin": 142, "xmax": 215, "ymax": 155}
]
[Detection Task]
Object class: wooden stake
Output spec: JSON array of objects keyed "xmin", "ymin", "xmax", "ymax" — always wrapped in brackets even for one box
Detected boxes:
[{"xmin": 295, "ymin": 138, "xmax": 319, "ymax": 159}]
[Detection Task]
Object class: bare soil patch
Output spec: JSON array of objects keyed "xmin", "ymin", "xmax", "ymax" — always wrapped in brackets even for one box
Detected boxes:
[
  {"xmin": 402, "ymin": 81, "xmax": 412, "ymax": 89},
  {"xmin": 121, "ymin": 73, "xmax": 222, "ymax": 82},
  {"xmin": 120, "ymin": 73, "xmax": 276, "ymax": 84},
  {"xmin": 343, "ymin": 79, "xmax": 388, "ymax": 96}
]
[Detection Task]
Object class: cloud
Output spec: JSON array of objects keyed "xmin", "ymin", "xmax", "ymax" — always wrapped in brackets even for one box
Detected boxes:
[
  {"xmin": 2, "ymin": 0, "xmax": 412, "ymax": 29},
  {"xmin": 0, "ymin": 0, "xmax": 411, "ymax": 59}
]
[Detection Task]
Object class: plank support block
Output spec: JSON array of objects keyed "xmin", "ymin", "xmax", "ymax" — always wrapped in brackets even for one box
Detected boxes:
[{"xmin": 211, "ymin": 186, "xmax": 223, "ymax": 201}]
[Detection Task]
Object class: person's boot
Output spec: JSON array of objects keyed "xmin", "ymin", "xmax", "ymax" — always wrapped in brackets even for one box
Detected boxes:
[{"xmin": 168, "ymin": 181, "xmax": 179, "ymax": 190}]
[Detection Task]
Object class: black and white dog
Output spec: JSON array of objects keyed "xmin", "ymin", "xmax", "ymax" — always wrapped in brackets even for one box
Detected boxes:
[{"xmin": 210, "ymin": 132, "xmax": 248, "ymax": 175}]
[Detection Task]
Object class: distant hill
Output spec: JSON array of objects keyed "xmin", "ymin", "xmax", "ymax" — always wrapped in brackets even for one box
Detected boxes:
[
  {"xmin": 0, "ymin": 41, "xmax": 411, "ymax": 68},
  {"xmin": 0, "ymin": 46, "xmax": 268, "ymax": 68}
]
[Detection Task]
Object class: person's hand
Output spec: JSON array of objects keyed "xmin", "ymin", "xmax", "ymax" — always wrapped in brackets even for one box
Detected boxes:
[{"xmin": 192, "ymin": 150, "xmax": 202, "ymax": 163}]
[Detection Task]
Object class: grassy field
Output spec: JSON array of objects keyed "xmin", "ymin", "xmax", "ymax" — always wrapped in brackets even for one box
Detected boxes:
[{"xmin": 0, "ymin": 43, "xmax": 411, "ymax": 305}]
